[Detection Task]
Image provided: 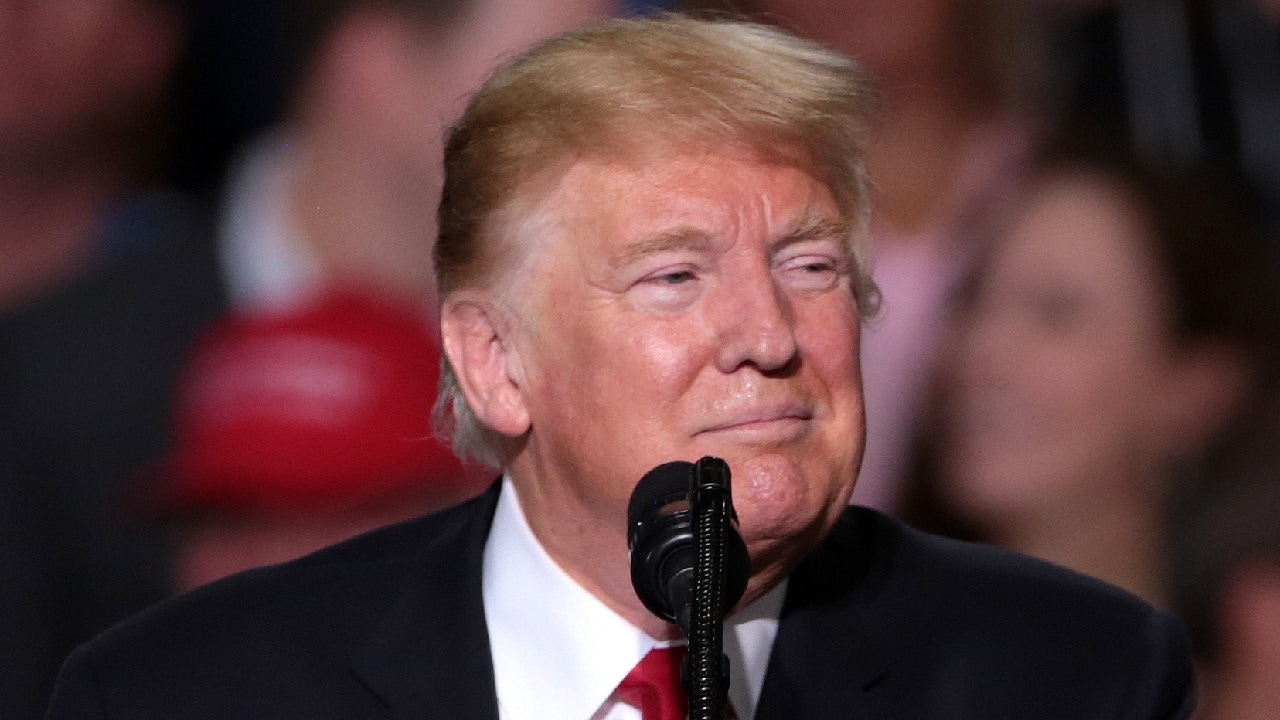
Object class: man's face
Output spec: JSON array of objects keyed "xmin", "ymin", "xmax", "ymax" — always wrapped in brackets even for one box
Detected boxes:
[
  {"xmin": 0, "ymin": 0, "xmax": 180, "ymax": 159},
  {"xmin": 502, "ymin": 147, "xmax": 865, "ymax": 590}
]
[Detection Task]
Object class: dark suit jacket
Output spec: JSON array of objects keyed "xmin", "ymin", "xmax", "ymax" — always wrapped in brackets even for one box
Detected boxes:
[{"xmin": 46, "ymin": 483, "xmax": 1194, "ymax": 719}]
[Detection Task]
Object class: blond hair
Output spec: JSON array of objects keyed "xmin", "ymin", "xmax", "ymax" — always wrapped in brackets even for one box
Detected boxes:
[{"xmin": 434, "ymin": 13, "xmax": 879, "ymax": 467}]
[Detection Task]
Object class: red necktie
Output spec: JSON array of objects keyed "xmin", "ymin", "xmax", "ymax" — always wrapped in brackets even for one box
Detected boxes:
[{"xmin": 616, "ymin": 647, "xmax": 687, "ymax": 720}]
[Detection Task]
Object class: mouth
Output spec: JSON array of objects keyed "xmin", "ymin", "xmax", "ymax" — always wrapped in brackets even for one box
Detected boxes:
[{"xmin": 696, "ymin": 403, "xmax": 814, "ymax": 442}]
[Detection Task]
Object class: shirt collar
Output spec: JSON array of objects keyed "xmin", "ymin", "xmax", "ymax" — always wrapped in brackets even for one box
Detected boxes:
[{"xmin": 483, "ymin": 476, "xmax": 784, "ymax": 720}]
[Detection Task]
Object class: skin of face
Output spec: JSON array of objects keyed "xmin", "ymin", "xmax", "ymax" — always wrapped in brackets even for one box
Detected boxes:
[
  {"xmin": 442, "ymin": 146, "xmax": 866, "ymax": 632},
  {"xmin": 0, "ymin": 0, "xmax": 180, "ymax": 157},
  {"xmin": 944, "ymin": 175, "xmax": 1177, "ymax": 527}
]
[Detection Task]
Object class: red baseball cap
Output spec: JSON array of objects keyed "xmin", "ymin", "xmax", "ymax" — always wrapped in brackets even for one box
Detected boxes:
[{"xmin": 164, "ymin": 289, "xmax": 474, "ymax": 514}]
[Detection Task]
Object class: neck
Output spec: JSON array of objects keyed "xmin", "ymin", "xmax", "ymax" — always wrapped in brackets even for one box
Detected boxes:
[
  {"xmin": 992, "ymin": 487, "xmax": 1165, "ymax": 606},
  {"xmin": 507, "ymin": 453, "xmax": 681, "ymax": 640},
  {"xmin": 284, "ymin": 124, "xmax": 441, "ymax": 305}
]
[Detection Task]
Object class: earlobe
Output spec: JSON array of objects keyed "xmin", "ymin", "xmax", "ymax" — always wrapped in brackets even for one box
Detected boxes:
[{"xmin": 440, "ymin": 293, "xmax": 531, "ymax": 438}]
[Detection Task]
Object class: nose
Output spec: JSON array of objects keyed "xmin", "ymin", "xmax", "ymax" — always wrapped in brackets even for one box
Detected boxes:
[{"xmin": 712, "ymin": 271, "xmax": 799, "ymax": 374}]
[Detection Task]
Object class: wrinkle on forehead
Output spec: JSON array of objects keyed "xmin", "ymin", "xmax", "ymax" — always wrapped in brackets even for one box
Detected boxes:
[{"xmin": 585, "ymin": 149, "xmax": 836, "ymax": 228}]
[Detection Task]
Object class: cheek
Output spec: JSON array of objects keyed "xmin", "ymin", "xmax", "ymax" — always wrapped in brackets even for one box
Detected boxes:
[
  {"xmin": 797, "ymin": 295, "xmax": 864, "ymax": 429},
  {"xmin": 799, "ymin": 304, "xmax": 865, "ymax": 457},
  {"xmin": 1045, "ymin": 335, "xmax": 1166, "ymax": 443},
  {"xmin": 525, "ymin": 306, "xmax": 707, "ymax": 461},
  {"xmin": 731, "ymin": 304, "xmax": 863, "ymax": 547},
  {"xmin": 949, "ymin": 335, "xmax": 1163, "ymax": 517},
  {"xmin": 797, "ymin": 294, "xmax": 862, "ymax": 383}
]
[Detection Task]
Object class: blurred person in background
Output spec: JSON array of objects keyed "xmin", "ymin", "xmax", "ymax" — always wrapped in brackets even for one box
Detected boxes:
[
  {"xmin": 734, "ymin": 0, "xmax": 1045, "ymax": 511},
  {"xmin": 0, "ymin": 0, "xmax": 188, "ymax": 310},
  {"xmin": 0, "ymin": 2, "xmax": 206, "ymax": 718},
  {"xmin": 902, "ymin": 141, "xmax": 1280, "ymax": 606},
  {"xmin": 2, "ymin": 0, "xmax": 614, "ymax": 714},
  {"xmin": 215, "ymin": 0, "xmax": 614, "ymax": 316},
  {"xmin": 159, "ymin": 0, "xmax": 616, "ymax": 588},
  {"xmin": 1168, "ymin": 383, "xmax": 1280, "ymax": 720},
  {"xmin": 161, "ymin": 290, "xmax": 478, "ymax": 591},
  {"xmin": 1043, "ymin": 0, "xmax": 1280, "ymax": 240}
]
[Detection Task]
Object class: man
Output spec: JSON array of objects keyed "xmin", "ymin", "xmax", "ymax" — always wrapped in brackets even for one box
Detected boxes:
[
  {"xmin": 47, "ymin": 15, "xmax": 1194, "ymax": 719},
  {"xmin": 0, "ymin": 0, "xmax": 186, "ymax": 310},
  {"xmin": 214, "ymin": 0, "xmax": 611, "ymax": 313},
  {"xmin": 6, "ymin": 0, "xmax": 607, "ymax": 715},
  {"xmin": 0, "ymin": 3, "xmax": 198, "ymax": 716},
  {"xmin": 159, "ymin": 0, "xmax": 609, "ymax": 589}
]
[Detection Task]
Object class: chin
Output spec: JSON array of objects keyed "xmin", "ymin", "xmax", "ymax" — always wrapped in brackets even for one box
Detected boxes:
[{"xmin": 731, "ymin": 452, "xmax": 843, "ymax": 557}]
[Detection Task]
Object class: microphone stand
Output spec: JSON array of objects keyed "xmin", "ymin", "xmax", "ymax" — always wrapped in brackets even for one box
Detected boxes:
[
  {"xmin": 684, "ymin": 457, "xmax": 735, "ymax": 720},
  {"xmin": 626, "ymin": 457, "xmax": 749, "ymax": 719}
]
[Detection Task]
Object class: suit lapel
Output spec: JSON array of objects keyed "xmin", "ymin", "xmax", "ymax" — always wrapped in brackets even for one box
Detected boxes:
[
  {"xmin": 755, "ymin": 507, "xmax": 921, "ymax": 720},
  {"xmin": 345, "ymin": 493, "xmax": 922, "ymax": 719},
  {"xmin": 350, "ymin": 483, "xmax": 503, "ymax": 720}
]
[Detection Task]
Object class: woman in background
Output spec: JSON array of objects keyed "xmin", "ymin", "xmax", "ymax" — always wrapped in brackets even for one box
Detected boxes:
[
  {"xmin": 742, "ymin": 0, "xmax": 1044, "ymax": 511},
  {"xmin": 903, "ymin": 143, "xmax": 1280, "ymax": 606}
]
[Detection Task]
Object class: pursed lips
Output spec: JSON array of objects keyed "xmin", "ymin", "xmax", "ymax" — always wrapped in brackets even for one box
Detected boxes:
[{"xmin": 695, "ymin": 401, "xmax": 814, "ymax": 440}]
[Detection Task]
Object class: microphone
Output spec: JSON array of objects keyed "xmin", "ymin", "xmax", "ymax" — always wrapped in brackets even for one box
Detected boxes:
[{"xmin": 627, "ymin": 458, "xmax": 750, "ymax": 634}]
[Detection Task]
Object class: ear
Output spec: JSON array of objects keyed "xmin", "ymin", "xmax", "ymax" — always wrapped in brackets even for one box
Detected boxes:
[
  {"xmin": 440, "ymin": 291, "xmax": 531, "ymax": 438},
  {"xmin": 1150, "ymin": 341, "xmax": 1253, "ymax": 455}
]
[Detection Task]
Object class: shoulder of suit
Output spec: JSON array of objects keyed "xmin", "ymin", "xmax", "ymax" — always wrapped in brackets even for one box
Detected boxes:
[
  {"xmin": 821, "ymin": 507, "xmax": 1191, "ymax": 681},
  {"xmin": 830, "ymin": 505, "xmax": 1162, "ymax": 623},
  {"xmin": 73, "ymin": 488, "xmax": 497, "ymax": 671},
  {"xmin": 770, "ymin": 507, "xmax": 1195, "ymax": 717}
]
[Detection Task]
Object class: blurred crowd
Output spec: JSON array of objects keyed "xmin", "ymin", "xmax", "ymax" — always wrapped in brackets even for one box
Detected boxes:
[{"xmin": 2, "ymin": 0, "xmax": 1278, "ymax": 718}]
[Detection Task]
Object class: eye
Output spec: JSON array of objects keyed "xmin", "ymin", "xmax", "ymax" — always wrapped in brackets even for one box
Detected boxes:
[
  {"xmin": 630, "ymin": 265, "xmax": 703, "ymax": 311},
  {"xmin": 778, "ymin": 254, "xmax": 842, "ymax": 291},
  {"xmin": 652, "ymin": 270, "xmax": 696, "ymax": 285},
  {"xmin": 798, "ymin": 259, "xmax": 836, "ymax": 274}
]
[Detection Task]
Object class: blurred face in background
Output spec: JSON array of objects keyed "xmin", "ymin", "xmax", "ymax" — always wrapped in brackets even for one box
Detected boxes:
[
  {"xmin": 0, "ymin": 0, "xmax": 181, "ymax": 161},
  {"xmin": 942, "ymin": 173, "xmax": 1177, "ymax": 527},
  {"xmin": 757, "ymin": 0, "xmax": 954, "ymax": 81},
  {"xmin": 339, "ymin": 0, "xmax": 613, "ymax": 186},
  {"xmin": 286, "ymin": 0, "xmax": 611, "ymax": 297}
]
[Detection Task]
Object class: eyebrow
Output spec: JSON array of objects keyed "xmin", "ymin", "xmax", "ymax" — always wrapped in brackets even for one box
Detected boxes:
[
  {"xmin": 609, "ymin": 226, "xmax": 717, "ymax": 271},
  {"xmin": 609, "ymin": 213, "xmax": 854, "ymax": 270},
  {"xmin": 769, "ymin": 215, "xmax": 854, "ymax": 255}
]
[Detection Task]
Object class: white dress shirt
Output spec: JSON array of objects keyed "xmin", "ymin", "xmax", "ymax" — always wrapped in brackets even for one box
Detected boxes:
[{"xmin": 483, "ymin": 477, "xmax": 784, "ymax": 720}]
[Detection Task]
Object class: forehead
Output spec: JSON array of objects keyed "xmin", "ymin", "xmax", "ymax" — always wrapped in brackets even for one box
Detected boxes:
[
  {"xmin": 992, "ymin": 176, "xmax": 1165, "ymax": 304},
  {"xmin": 530, "ymin": 148, "xmax": 842, "ymax": 251}
]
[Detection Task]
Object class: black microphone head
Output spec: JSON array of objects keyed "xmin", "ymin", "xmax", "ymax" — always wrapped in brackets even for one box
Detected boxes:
[
  {"xmin": 627, "ymin": 460, "xmax": 694, "ymax": 548},
  {"xmin": 628, "ymin": 461, "xmax": 696, "ymax": 625}
]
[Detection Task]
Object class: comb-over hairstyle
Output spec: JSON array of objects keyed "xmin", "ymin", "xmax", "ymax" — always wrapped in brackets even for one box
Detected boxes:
[{"xmin": 433, "ymin": 13, "xmax": 879, "ymax": 467}]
